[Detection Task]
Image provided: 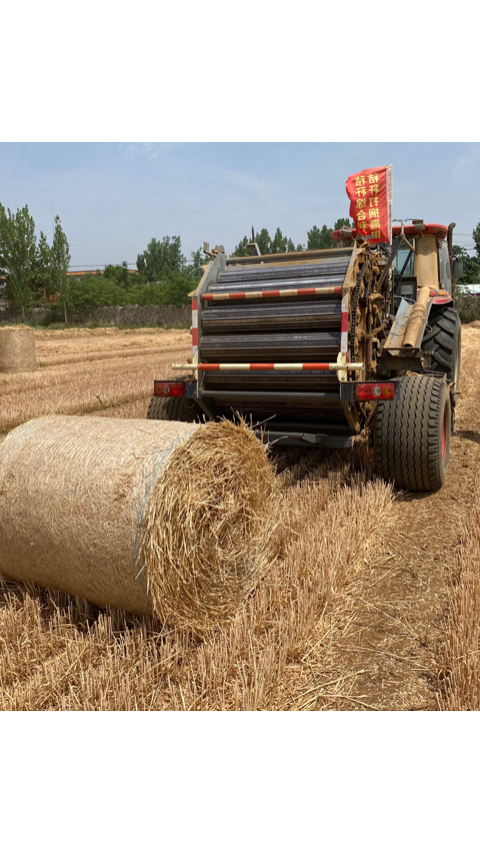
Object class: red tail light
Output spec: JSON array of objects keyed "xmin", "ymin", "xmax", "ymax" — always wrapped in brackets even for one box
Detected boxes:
[
  {"xmin": 154, "ymin": 381, "xmax": 185, "ymax": 397},
  {"xmin": 355, "ymin": 383, "xmax": 395, "ymax": 401}
]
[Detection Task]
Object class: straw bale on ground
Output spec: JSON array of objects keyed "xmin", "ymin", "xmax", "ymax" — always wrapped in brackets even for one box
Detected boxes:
[
  {"xmin": 0, "ymin": 325, "xmax": 37, "ymax": 373},
  {"xmin": 0, "ymin": 416, "xmax": 278, "ymax": 629}
]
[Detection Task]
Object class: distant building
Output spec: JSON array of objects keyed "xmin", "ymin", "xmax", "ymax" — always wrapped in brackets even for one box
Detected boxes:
[{"xmin": 67, "ymin": 269, "xmax": 139, "ymax": 282}]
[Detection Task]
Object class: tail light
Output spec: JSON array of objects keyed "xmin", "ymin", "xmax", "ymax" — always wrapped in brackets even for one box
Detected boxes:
[
  {"xmin": 154, "ymin": 381, "xmax": 185, "ymax": 397},
  {"xmin": 355, "ymin": 383, "xmax": 395, "ymax": 401}
]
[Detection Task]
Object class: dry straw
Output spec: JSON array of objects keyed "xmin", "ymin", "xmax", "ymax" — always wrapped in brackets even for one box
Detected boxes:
[
  {"xmin": 0, "ymin": 325, "xmax": 37, "ymax": 373},
  {"xmin": 0, "ymin": 415, "xmax": 278, "ymax": 629},
  {"xmin": 142, "ymin": 419, "xmax": 279, "ymax": 629}
]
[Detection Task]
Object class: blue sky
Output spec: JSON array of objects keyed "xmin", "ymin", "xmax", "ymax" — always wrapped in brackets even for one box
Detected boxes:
[{"xmin": 0, "ymin": 142, "xmax": 478, "ymax": 269}]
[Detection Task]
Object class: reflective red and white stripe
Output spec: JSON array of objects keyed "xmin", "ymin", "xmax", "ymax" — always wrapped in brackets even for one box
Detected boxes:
[
  {"xmin": 341, "ymin": 292, "xmax": 349, "ymax": 353},
  {"xmin": 193, "ymin": 362, "xmax": 363, "ymax": 371},
  {"xmin": 202, "ymin": 286, "xmax": 343, "ymax": 302},
  {"xmin": 192, "ymin": 299, "xmax": 198, "ymax": 357}
]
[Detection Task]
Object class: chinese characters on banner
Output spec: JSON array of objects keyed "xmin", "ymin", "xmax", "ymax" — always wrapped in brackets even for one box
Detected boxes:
[{"xmin": 345, "ymin": 165, "xmax": 392, "ymax": 244}]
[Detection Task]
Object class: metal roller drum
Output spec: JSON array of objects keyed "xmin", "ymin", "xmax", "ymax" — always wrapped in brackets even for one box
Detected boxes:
[
  {"xmin": 199, "ymin": 331, "xmax": 341, "ymax": 363},
  {"xmin": 216, "ymin": 261, "xmax": 349, "ymax": 284},
  {"xmin": 201, "ymin": 300, "xmax": 341, "ymax": 334},
  {"xmin": 198, "ymin": 253, "xmax": 352, "ymax": 434}
]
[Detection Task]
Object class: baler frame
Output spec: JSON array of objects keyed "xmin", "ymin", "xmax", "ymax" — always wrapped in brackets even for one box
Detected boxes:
[
  {"xmin": 148, "ymin": 221, "xmax": 461, "ymax": 489},
  {"xmin": 167, "ymin": 239, "xmax": 410, "ymax": 447},
  {"xmin": 178, "ymin": 244, "xmax": 371, "ymax": 446}
]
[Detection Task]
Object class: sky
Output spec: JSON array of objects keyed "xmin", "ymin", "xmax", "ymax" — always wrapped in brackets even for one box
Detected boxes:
[{"xmin": 0, "ymin": 142, "xmax": 479, "ymax": 270}]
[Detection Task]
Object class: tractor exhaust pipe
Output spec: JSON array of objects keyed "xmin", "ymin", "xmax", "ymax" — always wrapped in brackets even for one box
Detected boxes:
[{"xmin": 447, "ymin": 222, "xmax": 456, "ymax": 259}]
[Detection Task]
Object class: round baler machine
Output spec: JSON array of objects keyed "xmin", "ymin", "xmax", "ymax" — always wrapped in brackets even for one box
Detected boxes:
[{"xmin": 148, "ymin": 224, "xmax": 462, "ymax": 493}]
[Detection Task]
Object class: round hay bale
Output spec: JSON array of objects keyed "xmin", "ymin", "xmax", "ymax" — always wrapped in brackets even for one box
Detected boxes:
[
  {"xmin": 0, "ymin": 416, "xmax": 278, "ymax": 629},
  {"xmin": 0, "ymin": 325, "xmax": 37, "ymax": 373}
]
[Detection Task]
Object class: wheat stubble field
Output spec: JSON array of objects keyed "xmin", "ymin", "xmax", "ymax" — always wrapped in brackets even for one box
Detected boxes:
[{"xmin": 1, "ymin": 324, "xmax": 480, "ymax": 711}]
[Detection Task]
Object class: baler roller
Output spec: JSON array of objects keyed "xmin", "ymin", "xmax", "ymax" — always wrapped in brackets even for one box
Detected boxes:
[
  {"xmin": 199, "ymin": 331, "xmax": 341, "ymax": 363},
  {"xmin": 201, "ymin": 300, "xmax": 341, "ymax": 334},
  {"xmin": 216, "ymin": 260, "xmax": 349, "ymax": 284}
]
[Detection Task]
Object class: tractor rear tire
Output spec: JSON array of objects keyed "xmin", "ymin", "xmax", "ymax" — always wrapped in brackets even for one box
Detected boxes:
[
  {"xmin": 422, "ymin": 305, "xmax": 461, "ymax": 388},
  {"xmin": 147, "ymin": 394, "xmax": 203, "ymax": 423},
  {"xmin": 373, "ymin": 375, "xmax": 451, "ymax": 492}
]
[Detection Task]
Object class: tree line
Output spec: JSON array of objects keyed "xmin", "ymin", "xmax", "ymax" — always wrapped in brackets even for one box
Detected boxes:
[
  {"xmin": 452, "ymin": 221, "xmax": 480, "ymax": 285},
  {"xmin": 0, "ymin": 208, "xmax": 206, "ymax": 319},
  {"xmin": 1, "ymin": 203, "xmax": 479, "ymax": 322},
  {"xmin": 233, "ymin": 220, "xmax": 352, "ymax": 256},
  {"xmin": 0, "ymin": 204, "xmax": 71, "ymax": 320}
]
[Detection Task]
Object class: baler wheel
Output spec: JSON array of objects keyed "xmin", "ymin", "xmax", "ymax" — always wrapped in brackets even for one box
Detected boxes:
[
  {"xmin": 422, "ymin": 306, "xmax": 461, "ymax": 388},
  {"xmin": 147, "ymin": 394, "xmax": 202, "ymax": 423},
  {"xmin": 373, "ymin": 375, "xmax": 451, "ymax": 492}
]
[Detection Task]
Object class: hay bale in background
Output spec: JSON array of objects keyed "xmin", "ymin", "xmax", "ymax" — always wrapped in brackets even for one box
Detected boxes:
[
  {"xmin": 0, "ymin": 416, "xmax": 278, "ymax": 629},
  {"xmin": 0, "ymin": 325, "xmax": 37, "ymax": 373}
]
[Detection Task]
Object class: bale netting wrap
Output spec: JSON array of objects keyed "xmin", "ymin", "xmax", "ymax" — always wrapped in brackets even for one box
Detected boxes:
[
  {"xmin": 0, "ymin": 416, "xmax": 278, "ymax": 629},
  {"xmin": 0, "ymin": 325, "xmax": 37, "ymax": 373}
]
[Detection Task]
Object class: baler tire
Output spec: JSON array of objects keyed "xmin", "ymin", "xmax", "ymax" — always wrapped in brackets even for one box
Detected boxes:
[
  {"xmin": 147, "ymin": 395, "xmax": 202, "ymax": 423},
  {"xmin": 422, "ymin": 306, "xmax": 461, "ymax": 388},
  {"xmin": 373, "ymin": 375, "xmax": 451, "ymax": 492}
]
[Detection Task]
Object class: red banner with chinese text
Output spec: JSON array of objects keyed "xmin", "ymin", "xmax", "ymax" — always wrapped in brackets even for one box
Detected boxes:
[{"xmin": 346, "ymin": 165, "xmax": 392, "ymax": 244}]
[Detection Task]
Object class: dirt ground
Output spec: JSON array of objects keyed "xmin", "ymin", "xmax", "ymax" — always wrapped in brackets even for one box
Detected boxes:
[
  {"xmin": 1, "ymin": 324, "xmax": 480, "ymax": 710},
  {"xmin": 307, "ymin": 324, "xmax": 480, "ymax": 710}
]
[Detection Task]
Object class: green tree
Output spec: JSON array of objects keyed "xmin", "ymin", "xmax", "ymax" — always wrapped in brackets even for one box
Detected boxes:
[
  {"xmin": 306, "ymin": 220, "xmax": 352, "ymax": 251},
  {"xmin": 255, "ymin": 228, "xmax": 272, "ymax": 255},
  {"xmin": 271, "ymin": 227, "xmax": 288, "ymax": 254},
  {"xmin": 307, "ymin": 224, "xmax": 335, "ymax": 250},
  {"xmin": 104, "ymin": 262, "xmax": 132, "ymax": 288},
  {"xmin": 34, "ymin": 216, "xmax": 71, "ymax": 323},
  {"xmin": 232, "ymin": 236, "xmax": 249, "ymax": 257},
  {"xmin": 33, "ymin": 230, "xmax": 54, "ymax": 301},
  {"xmin": 334, "ymin": 218, "xmax": 352, "ymax": 230},
  {"xmin": 452, "ymin": 246, "xmax": 480, "ymax": 285},
  {"xmin": 0, "ymin": 204, "xmax": 37, "ymax": 316},
  {"xmin": 473, "ymin": 220, "xmax": 480, "ymax": 257},
  {"xmin": 189, "ymin": 248, "xmax": 206, "ymax": 278},
  {"xmin": 51, "ymin": 216, "xmax": 71, "ymax": 323},
  {"xmin": 136, "ymin": 236, "xmax": 186, "ymax": 281},
  {"xmin": 69, "ymin": 273, "xmax": 129, "ymax": 311}
]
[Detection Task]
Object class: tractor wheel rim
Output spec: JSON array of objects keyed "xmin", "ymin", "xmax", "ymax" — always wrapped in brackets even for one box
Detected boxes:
[{"xmin": 442, "ymin": 410, "xmax": 447, "ymax": 461}]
